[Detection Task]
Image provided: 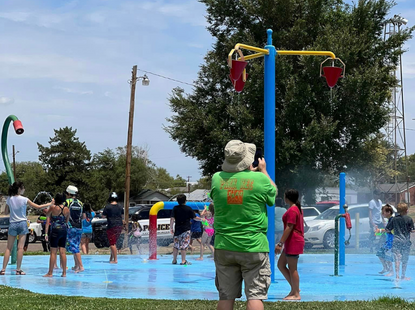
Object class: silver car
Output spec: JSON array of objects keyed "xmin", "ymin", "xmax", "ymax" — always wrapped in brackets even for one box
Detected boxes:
[{"xmin": 304, "ymin": 204, "xmax": 371, "ymax": 249}]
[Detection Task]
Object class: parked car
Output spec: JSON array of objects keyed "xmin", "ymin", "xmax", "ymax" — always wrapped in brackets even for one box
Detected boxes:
[
  {"xmin": 314, "ymin": 201, "xmax": 340, "ymax": 213},
  {"xmin": 302, "ymin": 207, "xmax": 321, "ymax": 223},
  {"xmin": 0, "ymin": 217, "xmax": 42, "ymax": 243},
  {"xmin": 304, "ymin": 204, "xmax": 370, "ymax": 249},
  {"xmin": 0, "ymin": 217, "xmax": 10, "ymax": 240}
]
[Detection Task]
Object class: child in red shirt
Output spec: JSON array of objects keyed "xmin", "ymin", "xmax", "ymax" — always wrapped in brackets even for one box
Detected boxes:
[{"xmin": 275, "ymin": 189, "xmax": 304, "ymax": 300}]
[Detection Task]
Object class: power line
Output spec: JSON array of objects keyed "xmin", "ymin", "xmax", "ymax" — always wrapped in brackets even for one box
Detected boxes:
[{"xmin": 137, "ymin": 68, "xmax": 195, "ymax": 87}]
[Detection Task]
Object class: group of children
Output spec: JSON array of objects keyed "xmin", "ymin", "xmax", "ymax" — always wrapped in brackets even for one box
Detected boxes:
[
  {"xmin": 376, "ymin": 203, "xmax": 414, "ymax": 280},
  {"xmin": 189, "ymin": 205, "xmax": 215, "ymax": 260}
]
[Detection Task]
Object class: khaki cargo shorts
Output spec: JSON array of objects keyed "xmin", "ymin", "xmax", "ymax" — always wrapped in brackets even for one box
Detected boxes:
[{"xmin": 214, "ymin": 249, "xmax": 271, "ymax": 300}]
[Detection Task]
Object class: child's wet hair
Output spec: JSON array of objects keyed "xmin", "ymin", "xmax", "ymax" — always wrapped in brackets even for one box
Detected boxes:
[
  {"xmin": 382, "ymin": 204, "xmax": 393, "ymax": 215},
  {"xmin": 397, "ymin": 203, "xmax": 408, "ymax": 214}
]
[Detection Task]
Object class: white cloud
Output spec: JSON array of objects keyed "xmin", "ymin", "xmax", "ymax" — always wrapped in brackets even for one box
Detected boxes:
[
  {"xmin": 0, "ymin": 11, "xmax": 31, "ymax": 22},
  {"xmin": 0, "ymin": 97, "xmax": 14, "ymax": 105}
]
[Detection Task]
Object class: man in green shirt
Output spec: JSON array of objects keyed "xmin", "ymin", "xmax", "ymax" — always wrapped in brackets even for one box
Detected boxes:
[{"xmin": 211, "ymin": 140, "xmax": 277, "ymax": 310}]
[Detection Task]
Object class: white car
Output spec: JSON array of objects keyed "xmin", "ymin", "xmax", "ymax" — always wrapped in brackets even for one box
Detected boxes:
[
  {"xmin": 304, "ymin": 204, "xmax": 371, "ymax": 249},
  {"xmin": 302, "ymin": 207, "xmax": 321, "ymax": 223},
  {"xmin": 28, "ymin": 222, "xmax": 43, "ymax": 243}
]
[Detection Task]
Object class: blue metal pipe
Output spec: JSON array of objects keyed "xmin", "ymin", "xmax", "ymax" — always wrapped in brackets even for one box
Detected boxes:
[
  {"xmin": 339, "ymin": 172, "xmax": 346, "ymax": 265},
  {"xmin": 264, "ymin": 29, "xmax": 276, "ymax": 280},
  {"xmin": 162, "ymin": 201, "xmax": 209, "ymax": 210}
]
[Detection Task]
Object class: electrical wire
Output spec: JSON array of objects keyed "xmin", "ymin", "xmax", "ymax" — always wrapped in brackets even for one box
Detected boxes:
[{"xmin": 137, "ymin": 68, "xmax": 195, "ymax": 87}]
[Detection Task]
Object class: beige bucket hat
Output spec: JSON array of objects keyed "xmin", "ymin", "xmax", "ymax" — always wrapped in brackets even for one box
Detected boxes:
[{"xmin": 222, "ymin": 140, "xmax": 256, "ymax": 172}]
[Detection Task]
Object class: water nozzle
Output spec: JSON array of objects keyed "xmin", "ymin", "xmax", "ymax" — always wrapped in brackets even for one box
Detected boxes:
[{"xmin": 13, "ymin": 120, "xmax": 24, "ymax": 135}]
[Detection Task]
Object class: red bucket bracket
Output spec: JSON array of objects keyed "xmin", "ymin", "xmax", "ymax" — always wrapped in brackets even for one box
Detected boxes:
[{"xmin": 320, "ymin": 58, "xmax": 345, "ymax": 88}]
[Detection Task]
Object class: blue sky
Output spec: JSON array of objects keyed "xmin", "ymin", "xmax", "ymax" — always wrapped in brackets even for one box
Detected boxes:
[{"xmin": 0, "ymin": 0, "xmax": 414, "ymax": 182}]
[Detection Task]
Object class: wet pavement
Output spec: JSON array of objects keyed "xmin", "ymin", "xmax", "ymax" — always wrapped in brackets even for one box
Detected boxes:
[{"xmin": 0, "ymin": 254, "xmax": 414, "ymax": 302}]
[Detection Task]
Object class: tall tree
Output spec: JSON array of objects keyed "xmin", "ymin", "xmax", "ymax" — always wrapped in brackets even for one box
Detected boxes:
[
  {"xmin": 166, "ymin": 0, "xmax": 414, "ymax": 201},
  {"xmin": 37, "ymin": 127, "xmax": 92, "ymax": 199}
]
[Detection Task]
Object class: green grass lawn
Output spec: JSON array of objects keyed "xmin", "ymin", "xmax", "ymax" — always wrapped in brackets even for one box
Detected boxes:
[{"xmin": 0, "ymin": 286, "xmax": 413, "ymax": 310}]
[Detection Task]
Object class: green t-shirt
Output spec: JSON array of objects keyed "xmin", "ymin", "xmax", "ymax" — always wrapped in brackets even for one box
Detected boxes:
[{"xmin": 211, "ymin": 170, "xmax": 277, "ymax": 253}]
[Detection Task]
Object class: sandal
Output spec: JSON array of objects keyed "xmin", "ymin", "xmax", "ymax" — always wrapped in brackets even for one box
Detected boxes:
[
  {"xmin": 180, "ymin": 260, "xmax": 191, "ymax": 265},
  {"xmin": 16, "ymin": 270, "xmax": 26, "ymax": 275},
  {"xmin": 0, "ymin": 270, "xmax": 5, "ymax": 275}
]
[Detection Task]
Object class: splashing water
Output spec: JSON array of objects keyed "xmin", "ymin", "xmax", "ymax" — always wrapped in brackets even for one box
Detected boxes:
[{"xmin": 32, "ymin": 191, "xmax": 53, "ymax": 203}]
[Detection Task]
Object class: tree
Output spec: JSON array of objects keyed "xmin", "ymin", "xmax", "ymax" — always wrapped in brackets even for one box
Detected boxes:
[
  {"xmin": 146, "ymin": 167, "xmax": 176, "ymax": 191},
  {"xmin": 166, "ymin": 0, "xmax": 414, "ymax": 202},
  {"xmin": 89, "ymin": 146, "xmax": 151, "ymax": 208},
  {"xmin": 37, "ymin": 127, "xmax": 92, "ymax": 199}
]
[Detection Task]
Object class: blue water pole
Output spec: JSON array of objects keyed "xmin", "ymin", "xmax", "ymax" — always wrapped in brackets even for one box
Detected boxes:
[
  {"xmin": 339, "ymin": 172, "xmax": 346, "ymax": 265},
  {"xmin": 264, "ymin": 29, "xmax": 276, "ymax": 280}
]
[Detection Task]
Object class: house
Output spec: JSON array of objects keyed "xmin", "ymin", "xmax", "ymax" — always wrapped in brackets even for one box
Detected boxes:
[
  {"xmin": 129, "ymin": 189, "xmax": 170, "ymax": 205},
  {"xmin": 169, "ymin": 189, "xmax": 212, "ymax": 202},
  {"xmin": 184, "ymin": 189, "xmax": 211, "ymax": 202},
  {"xmin": 377, "ymin": 182, "xmax": 415, "ymax": 206},
  {"xmin": 315, "ymin": 187, "xmax": 372, "ymax": 204}
]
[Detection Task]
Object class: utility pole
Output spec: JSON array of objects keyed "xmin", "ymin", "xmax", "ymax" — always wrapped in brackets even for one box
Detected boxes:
[
  {"xmin": 125, "ymin": 66, "xmax": 137, "ymax": 227},
  {"xmin": 187, "ymin": 176, "xmax": 192, "ymax": 194},
  {"xmin": 383, "ymin": 16, "xmax": 410, "ymax": 205},
  {"xmin": 12, "ymin": 145, "xmax": 16, "ymax": 181}
]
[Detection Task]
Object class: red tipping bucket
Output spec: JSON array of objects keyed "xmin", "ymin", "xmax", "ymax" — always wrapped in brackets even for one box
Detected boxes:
[
  {"xmin": 322, "ymin": 66, "xmax": 343, "ymax": 88},
  {"xmin": 229, "ymin": 73, "xmax": 248, "ymax": 93},
  {"xmin": 230, "ymin": 60, "xmax": 247, "ymax": 81}
]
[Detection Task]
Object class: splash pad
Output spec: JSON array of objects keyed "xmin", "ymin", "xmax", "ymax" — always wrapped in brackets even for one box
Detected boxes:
[{"xmin": 1, "ymin": 254, "xmax": 414, "ymax": 301}]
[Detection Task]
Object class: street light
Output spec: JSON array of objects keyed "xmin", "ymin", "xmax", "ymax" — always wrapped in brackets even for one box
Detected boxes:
[{"xmin": 140, "ymin": 74, "xmax": 150, "ymax": 86}]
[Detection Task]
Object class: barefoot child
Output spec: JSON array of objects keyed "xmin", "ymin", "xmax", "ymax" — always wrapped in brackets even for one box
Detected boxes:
[
  {"xmin": 376, "ymin": 204, "xmax": 394, "ymax": 276},
  {"xmin": 275, "ymin": 189, "xmax": 304, "ymax": 301},
  {"xmin": 43, "ymin": 193, "xmax": 69, "ymax": 277},
  {"xmin": 128, "ymin": 214, "xmax": 143, "ymax": 255},
  {"xmin": 385, "ymin": 202, "xmax": 414, "ymax": 281},
  {"xmin": 196, "ymin": 204, "xmax": 214, "ymax": 261}
]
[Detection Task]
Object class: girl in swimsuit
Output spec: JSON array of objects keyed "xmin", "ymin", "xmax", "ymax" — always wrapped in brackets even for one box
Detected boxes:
[{"xmin": 43, "ymin": 193, "xmax": 70, "ymax": 277}]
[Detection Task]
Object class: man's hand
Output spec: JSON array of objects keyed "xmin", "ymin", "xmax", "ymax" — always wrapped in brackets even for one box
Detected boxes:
[
  {"xmin": 257, "ymin": 158, "xmax": 267, "ymax": 172},
  {"xmin": 170, "ymin": 228, "xmax": 174, "ymax": 235}
]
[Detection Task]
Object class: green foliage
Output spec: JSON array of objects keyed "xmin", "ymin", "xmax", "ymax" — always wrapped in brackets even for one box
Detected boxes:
[
  {"xmin": 397, "ymin": 153, "xmax": 415, "ymax": 184},
  {"xmin": 0, "ymin": 285, "xmax": 413, "ymax": 309},
  {"xmin": 37, "ymin": 127, "xmax": 92, "ymax": 197},
  {"xmin": 166, "ymin": 0, "xmax": 414, "ymax": 201},
  {"xmin": 0, "ymin": 162, "xmax": 46, "ymax": 202}
]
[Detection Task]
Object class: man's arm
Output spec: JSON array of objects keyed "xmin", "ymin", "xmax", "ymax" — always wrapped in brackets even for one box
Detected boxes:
[
  {"xmin": 254, "ymin": 158, "xmax": 277, "ymax": 189},
  {"xmin": 170, "ymin": 217, "xmax": 175, "ymax": 235}
]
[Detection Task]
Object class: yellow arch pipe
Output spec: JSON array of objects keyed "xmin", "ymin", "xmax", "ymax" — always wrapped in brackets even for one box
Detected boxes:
[
  {"xmin": 244, "ymin": 52, "xmax": 267, "ymax": 61},
  {"xmin": 277, "ymin": 50, "xmax": 336, "ymax": 59},
  {"xmin": 150, "ymin": 201, "xmax": 164, "ymax": 216},
  {"xmin": 235, "ymin": 43, "xmax": 269, "ymax": 55}
]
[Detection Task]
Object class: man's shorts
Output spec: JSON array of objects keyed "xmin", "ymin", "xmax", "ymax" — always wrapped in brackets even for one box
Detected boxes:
[
  {"xmin": 66, "ymin": 228, "xmax": 82, "ymax": 254},
  {"xmin": 173, "ymin": 231, "xmax": 191, "ymax": 250},
  {"xmin": 81, "ymin": 233, "xmax": 92, "ymax": 239},
  {"xmin": 214, "ymin": 249, "xmax": 271, "ymax": 300},
  {"xmin": 8, "ymin": 220, "xmax": 29, "ymax": 236},
  {"xmin": 107, "ymin": 226, "xmax": 123, "ymax": 246},
  {"xmin": 191, "ymin": 231, "xmax": 202, "ymax": 240}
]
